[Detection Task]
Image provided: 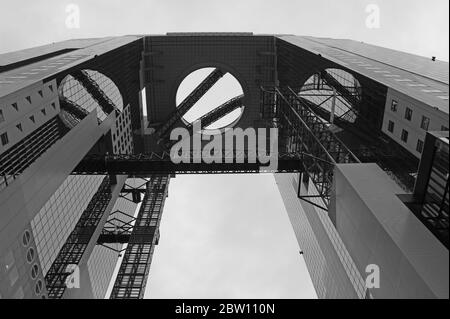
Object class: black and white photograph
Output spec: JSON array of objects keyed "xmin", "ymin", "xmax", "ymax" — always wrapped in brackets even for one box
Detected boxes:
[{"xmin": 0, "ymin": 0, "xmax": 448, "ymax": 310}]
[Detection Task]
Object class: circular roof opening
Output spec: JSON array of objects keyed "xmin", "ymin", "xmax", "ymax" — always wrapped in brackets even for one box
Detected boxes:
[
  {"xmin": 176, "ymin": 67, "xmax": 245, "ymax": 134},
  {"xmin": 59, "ymin": 69, "xmax": 123, "ymax": 122},
  {"xmin": 299, "ymin": 68, "xmax": 362, "ymax": 123}
]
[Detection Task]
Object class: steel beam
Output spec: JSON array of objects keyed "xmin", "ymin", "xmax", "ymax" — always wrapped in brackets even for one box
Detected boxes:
[
  {"xmin": 97, "ymin": 233, "xmax": 131, "ymax": 244},
  {"xmin": 59, "ymin": 97, "xmax": 89, "ymax": 120},
  {"xmin": 319, "ymin": 70, "xmax": 360, "ymax": 110},
  {"xmin": 187, "ymin": 94, "xmax": 244, "ymax": 130},
  {"xmin": 154, "ymin": 68, "xmax": 226, "ymax": 141},
  {"xmin": 72, "ymin": 151, "xmax": 304, "ymax": 175},
  {"xmin": 109, "ymin": 175, "xmax": 170, "ymax": 299},
  {"xmin": 267, "ymin": 86, "xmax": 359, "ymax": 208},
  {"xmin": 71, "ymin": 70, "xmax": 116, "ymax": 115}
]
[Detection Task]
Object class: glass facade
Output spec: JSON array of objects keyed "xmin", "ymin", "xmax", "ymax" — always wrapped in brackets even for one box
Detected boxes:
[
  {"xmin": 275, "ymin": 173, "xmax": 368, "ymax": 299},
  {"xmin": 29, "ymin": 68, "xmax": 132, "ymax": 297},
  {"xmin": 31, "ymin": 175, "xmax": 105, "ymax": 275}
]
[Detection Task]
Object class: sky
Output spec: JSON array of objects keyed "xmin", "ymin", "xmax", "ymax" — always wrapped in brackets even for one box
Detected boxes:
[
  {"xmin": 0, "ymin": 0, "xmax": 448, "ymax": 61},
  {"xmin": 0, "ymin": 0, "xmax": 448, "ymax": 299}
]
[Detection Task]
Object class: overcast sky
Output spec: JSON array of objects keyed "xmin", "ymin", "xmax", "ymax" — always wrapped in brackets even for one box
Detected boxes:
[{"xmin": 0, "ymin": 0, "xmax": 448, "ymax": 299}]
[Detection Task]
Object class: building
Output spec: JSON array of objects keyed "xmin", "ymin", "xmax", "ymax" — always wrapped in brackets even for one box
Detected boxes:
[
  {"xmin": 274, "ymin": 36, "xmax": 449, "ymax": 298},
  {"xmin": 0, "ymin": 34, "xmax": 448, "ymax": 299},
  {"xmin": 0, "ymin": 37, "xmax": 146, "ymax": 299}
]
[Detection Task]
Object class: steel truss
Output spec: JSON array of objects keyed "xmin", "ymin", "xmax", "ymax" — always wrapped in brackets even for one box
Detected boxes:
[
  {"xmin": 187, "ymin": 94, "xmax": 244, "ymax": 130},
  {"xmin": 72, "ymin": 151, "xmax": 304, "ymax": 175},
  {"xmin": 109, "ymin": 175, "xmax": 170, "ymax": 299},
  {"xmin": 71, "ymin": 70, "xmax": 117, "ymax": 115},
  {"xmin": 97, "ymin": 209, "xmax": 136, "ymax": 246},
  {"xmin": 59, "ymin": 97, "xmax": 90, "ymax": 129},
  {"xmin": 262, "ymin": 86, "xmax": 360, "ymax": 208},
  {"xmin": 298, "ymin": 72, "xmax": 419, "ymax": 191},
  {"xmin": 155, "ymin": 68, "xmax": 225, "ymax": 142},
  {"xmin": 45, "ymin": 176, "xmax": 112, "ymax": 298},
  {"xmin": 97, "ymin": 179, "xmax": 149, "ymax": 248},
  {"xmin": 319, "ymin": 70, "xmax": 361, "ymax": 111},
  {"xmin": 297, "ymin": 71, "xmax": 361, "ymax": 123}
]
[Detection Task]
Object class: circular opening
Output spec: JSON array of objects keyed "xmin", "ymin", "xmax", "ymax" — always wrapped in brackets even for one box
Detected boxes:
[
  {"xmin": 31, "ymin": 264, "xmax": 39, "ymax": 279},
  {"xmin": 22, "ymin": 230, "xmax": 31, "ymax": 247},
  {"xmin": 299, "ymin": 68, "xmax": 362, "ymax": 123},
  {"xmin": 59, "ymin": 69, "xmax": 123, "ymax": 123},
  {"xmin": 26, "ymin": 248, "xmax": 35, "ymax": 263},
  {"xmin": 35, "ymin": 280, "xmax": 43, "ymax": 295},
  {"xmin": 176, "ymin": 67, "xmax": 245, "ymax": 134}
]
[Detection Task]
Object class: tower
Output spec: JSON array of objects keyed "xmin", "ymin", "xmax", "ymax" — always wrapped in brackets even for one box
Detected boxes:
[{"xmin": 0, "ymin": 33, "xmax": 448, "ymax": 299}]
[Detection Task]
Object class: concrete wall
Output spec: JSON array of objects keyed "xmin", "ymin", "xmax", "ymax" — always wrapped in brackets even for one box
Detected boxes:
[{"xmin": 333, "ymin": 163, "xmax": 449, "ymax": 298}]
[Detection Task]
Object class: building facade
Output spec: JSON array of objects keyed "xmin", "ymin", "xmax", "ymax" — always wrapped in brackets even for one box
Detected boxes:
[
  {"xmin": 0, "ymin": 34, "xmax": 448, "ymax": 299},
  {"xmin": 0, "ymin": 37, "xmax": 142, "ymax": 299}
]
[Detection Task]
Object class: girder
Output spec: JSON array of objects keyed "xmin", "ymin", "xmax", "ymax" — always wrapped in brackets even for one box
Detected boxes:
[
  {"xmin": 109, "ymin": 175, "xmax": 170, "ymax": 299},
  {"xmin": 59, "ymin": 97, "xmax": 89, "ymax": 121},
  {"xmin": 319, "ymin": 70, "xmax": 360, "ymax": 110},
  {"xmin": 72, "ymin": 151, "xmax": 304, "ymax": 175},
  {"xmin": 71, "ymin": 70, "xmax": 116, "ymax": 115},
  {"xmin": 97, "ymin": 233, "xmax": 131, "ymax": 244},
  {"xmin": 97, "ymin": 209, "xmax": 136, "ymax": 250},
  {"xmin": 154, "ymin": 68, "xmax": 226, "ymax": 140},
  {"xmin": 187, "ymin": 94, "xmax": 244, "ymax": 130},
  {"xmin": 266, "ymin": 86, "xmax": 360, "ymax": 207}
]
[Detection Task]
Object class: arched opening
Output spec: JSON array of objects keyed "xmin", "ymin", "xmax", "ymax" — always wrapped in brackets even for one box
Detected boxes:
[
  {"xmin": 298, "ymin": 68, "xmax": 362, "ymax": 124},
  {"xmin": 176, "ymin": 67, "xmax": 245, "ymax": 134},
  {"xmin": 58, "ymin": 69, "xmax": 123, "ymax": 127}
]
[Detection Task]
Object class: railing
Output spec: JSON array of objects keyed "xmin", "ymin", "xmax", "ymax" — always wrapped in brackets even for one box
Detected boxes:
[{"xmin": 262, "ymin": 86, "xmax": 360, "ymax": 207}]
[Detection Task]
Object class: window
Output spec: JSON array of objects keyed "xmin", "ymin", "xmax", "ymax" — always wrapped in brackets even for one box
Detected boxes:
[
  {"xmin": 38, "ymin": 90, "xmax": 43, "ymax": 98},
  {"xmin": 41, "ymin": 108, "xmax": 46, "ymax": 116},
  {"xmin": 404, "ymin": 107, "xmax": 413, "ymax": 121},
  {"xmin": 26, "ymin": 248, "xmax": 35, "ymax": 263},
  {"xmin": 48, "ymin": 84, "xmax": 53, "ymax": 92},
  {"xmin": 388, "ymin": 120, "xmax": 395, "ymax": 133},
  {"xmin": 12, "ymin": 103, "xmax": 18, "ymax": 111},
  {"xmin": 416, "ymin": 139, "xmax": 424, "ymax": 153},
  {"xmin": 391, "ymin": 100, "xmax": 398, "ymax": 112},
  {"xmin": 420, "ymin": 116, "xmax": 430, "ymax": 131},
  {"xmin": 16, "ymin": 123, "xmax": 22, "ymax": 132},
  {"xmin": 22, "ymin": 230, "xmax": 31, "ymax": 246},
  {"xmin": 0, "ymin": 109, "xmax": 4, "ymax": 123},
  {"xmin": 31, "ymin": 264, "xmax": 39, "ymax": 279},
  {"xmin": 0, "ymin": 132, "xmax": 9, "ymax": 146},
  {"xmin": 26, "ymin": 96, "xmax": 32, "ymax": 104},
  {"xmin": 29, "ymin": 116, "xmax": 35, "ymax": 123},
  {"xmin": 441, "ymin": 125, "xmax": 449, "ymax": 131},
  {"xmin": 35, "ymin": 280, "xmax": 43, "ymax": 295},
  {"xmin": 401, "ymin": 129, "xmax": 409, "ymax": 143},
  {"xmin": 51, "ymin": 102, "xmax": 56, "ymax": 109}
]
